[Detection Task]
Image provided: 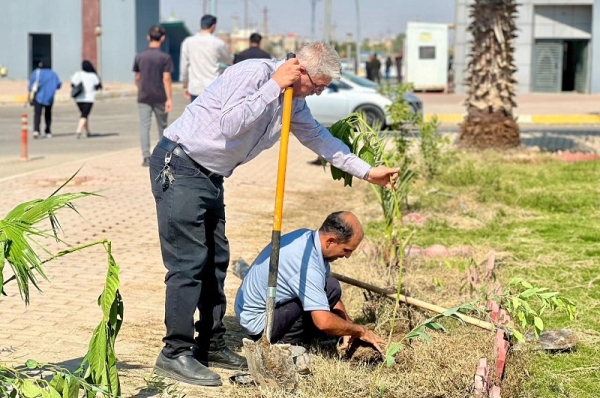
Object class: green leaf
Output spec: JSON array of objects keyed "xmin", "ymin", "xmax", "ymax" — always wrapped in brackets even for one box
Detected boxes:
[
  {"xmin": 534, "ymin": 316, "xmax": 544, "ymax": 331},
  {"xmin": 385, "ymin": 354, "xmax": 396, "ymax": 368},
  {"xmin": 520, "ymin": 287, "xmax": 539, "ymax": 298},
  {"xmin": 512, "ymin": 329, "xmax": 525, "ymax": 342},
  {"xmin": 520, "ymin": 280, "xmax": 533, "ymax": 289},
  {"xmin": 25, "ymin": 359, "xmax": 39, "ymax": 370},
  {"xmin": 17, "ymin": 379, "xmax": 44, "ymax": 398},
  {"xmin": 386, "ymin": 342, "xmax": 402, "ymax": 357}
]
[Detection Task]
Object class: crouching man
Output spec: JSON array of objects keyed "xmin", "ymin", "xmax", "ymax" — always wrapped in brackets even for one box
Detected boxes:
[{"xmin": 234, "ymin": 211, "xmax": 385, "ymax": 369}]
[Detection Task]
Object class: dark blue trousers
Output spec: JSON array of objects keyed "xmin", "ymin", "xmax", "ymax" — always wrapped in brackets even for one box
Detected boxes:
[
  {"xmin": 251, "ymin": 276, "xmax": 342, "ymax": 345},
  {"xmin": 150, "ymin": 144, "xmax": 229, "ymax": 358}
]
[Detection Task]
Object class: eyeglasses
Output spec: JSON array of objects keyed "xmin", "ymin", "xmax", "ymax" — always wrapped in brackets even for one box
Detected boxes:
[{"xmin": 305, "ymin": 71, "xmax": 329, "ymax": 94}]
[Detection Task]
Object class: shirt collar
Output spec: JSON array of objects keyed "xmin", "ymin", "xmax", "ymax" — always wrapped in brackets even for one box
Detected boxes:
[{"xmin": 312, "ymin": 230, "xmax": 330, "ymax": 275}]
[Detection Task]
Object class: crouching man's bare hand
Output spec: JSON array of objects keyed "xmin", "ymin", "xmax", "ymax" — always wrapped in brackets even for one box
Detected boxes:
[
  {"xmin": 272, "ymin": 59, "xmax": 302, "ymax": 89},
  {"xmin": 358, "ymin": 326, "xmax": 386, "ymax": 354}
]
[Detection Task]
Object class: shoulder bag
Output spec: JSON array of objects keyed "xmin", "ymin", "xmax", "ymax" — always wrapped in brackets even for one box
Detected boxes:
[{"xmin": 71, "ymin": 72, "xmax": 84, "ymax": 98}]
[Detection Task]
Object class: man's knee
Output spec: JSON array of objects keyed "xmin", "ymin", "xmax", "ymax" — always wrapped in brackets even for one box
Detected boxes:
[{"xmin": 325, "ymin": 276, "xmax": 342, "ymax": 307}]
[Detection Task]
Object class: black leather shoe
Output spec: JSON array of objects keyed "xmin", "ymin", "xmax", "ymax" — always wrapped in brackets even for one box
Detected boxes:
[
  {"xmin": 193, "ymin": 346, "xmax": 249, "ymax": 371},
  {"xmin": 154, "ymin": 352, "xmax": 222, "ymax": 386}
]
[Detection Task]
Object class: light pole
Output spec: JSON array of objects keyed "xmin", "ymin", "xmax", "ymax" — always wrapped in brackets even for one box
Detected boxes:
[
  {"xmin": 346, "ymin": 33, "xmax": 353, "ymax": 71},
  {"xmin": 95, "ymin": 25, "xmax": 102, "ymax": 76},
  {"xmin": 354, "ymin": 0, "xmax": 361, "ymax": 75}
]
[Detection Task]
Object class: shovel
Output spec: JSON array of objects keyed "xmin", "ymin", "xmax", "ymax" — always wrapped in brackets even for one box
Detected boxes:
[{"xmin": 242, "ymin": 53, "xmax": 298, "ymax": 392}]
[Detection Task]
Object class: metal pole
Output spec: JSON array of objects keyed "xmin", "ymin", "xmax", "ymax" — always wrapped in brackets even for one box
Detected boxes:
[
  {"xmin": 324, "ymin": 0, "xmax": 331, "ymax": 44},
  {"xmin": 355, "ymin": 0, "xmax": 361, "ymax": 75},
  {"xmin": 310, "ymin": 0, "xmax": 319, "ymax": 42}
]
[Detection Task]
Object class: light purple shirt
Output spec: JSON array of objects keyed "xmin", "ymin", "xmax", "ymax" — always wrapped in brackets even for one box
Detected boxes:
[{"xmin": 164, "ymin": 58, "xmax": 372, "ymax": 179}]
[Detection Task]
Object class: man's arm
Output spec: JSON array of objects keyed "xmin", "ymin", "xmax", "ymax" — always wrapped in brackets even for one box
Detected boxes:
[
  {"xmin": 163, "ymin": 72, "xmax": 172, "ymax": 112},
  {"xmin": 179, "ymin": 40, "xmax": 190, "ymax": 99},
  {"xmin": 310, "ymin": 310, "xmax": 385, "ymax": 353},
  {"xmin": 218, "ymin": 42, "xmax": 233, "ymax": 66},
  {"xmin": 291, "ymin": 101, "xmax": 399, "ymax": 189},
  {"xmin": 135, "ymin": 72, "xmax": 141, "ymax": 88}
]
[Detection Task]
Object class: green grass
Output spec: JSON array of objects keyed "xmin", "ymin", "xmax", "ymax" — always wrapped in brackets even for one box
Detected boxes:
[{"xmin": 366, "ymin": 150, "xmax": 600, "ymax": 397}]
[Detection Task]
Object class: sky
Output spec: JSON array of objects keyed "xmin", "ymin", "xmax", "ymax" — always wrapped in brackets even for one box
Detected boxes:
[{"xmin": 160, "ymin": 0, "xmax": 456, "ymax": 41}]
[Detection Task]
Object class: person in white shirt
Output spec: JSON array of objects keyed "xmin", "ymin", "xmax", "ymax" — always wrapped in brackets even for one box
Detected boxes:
[
  {"xmin": 71, "ymin": 60, "xmax": 102, "ymax": 138},
  {"xmin": 179, "ymin": 14, "xmax": 232, "ymax": 102}
]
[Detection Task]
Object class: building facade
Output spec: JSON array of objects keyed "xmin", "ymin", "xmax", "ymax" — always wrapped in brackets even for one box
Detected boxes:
[
  {"xmin": 454, "ymin": 0, "xmax": 600, "ymax": 94},
  {"xmin": 0, "ymin": 0, "xmax": 159, "ymax": 82}
]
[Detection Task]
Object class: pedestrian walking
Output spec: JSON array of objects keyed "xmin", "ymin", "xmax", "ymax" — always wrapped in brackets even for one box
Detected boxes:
[
  {"xmin": 233, "ymin": 33, "xmax": 271, "ymax": 64},
  {"xmin": 365, "ymin": 54, "xmax": 373, "ymax": 81},
  {"xmin": 133, "ymin": 25, "xmax": 174, "ymax": 167},
  {"xmin": 180, "ymin": 14, "xmax": 232, "ymax": 102},
  {"xmin": 385, "ymin": 56, "xmax": 392, "ymax": 82},
  {"xmin": 149, "ymin": 42, "xmax": 399, "ymax": 387},
  {"xmin": 71, "ymin": 60, "xmax": 102, "ymax": 139},
  {"xmin": 27, "ymin": 58, "xmax": 61, "ymax": 139},
  {"xmin": 370, "ymin": 53, "xmax": 381, "ymax": 84},
  {"xmin": 395, "ymin": 51, "xmax": 403, "ymax": 83}
]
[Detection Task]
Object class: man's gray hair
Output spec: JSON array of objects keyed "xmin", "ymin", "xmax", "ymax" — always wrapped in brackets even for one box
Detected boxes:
[{"xmin": 297, "ymin": 42, "xmax": 341, "ymax": 80}]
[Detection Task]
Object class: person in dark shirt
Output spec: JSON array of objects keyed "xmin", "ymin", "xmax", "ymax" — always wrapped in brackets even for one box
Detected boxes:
[
  {"xmin": 133, "ymin": 25, "xmax": 174, "ymax": 167},
  {"xmin": 233, "ymin": 33, "xmax": 271, "ymax": 64}
]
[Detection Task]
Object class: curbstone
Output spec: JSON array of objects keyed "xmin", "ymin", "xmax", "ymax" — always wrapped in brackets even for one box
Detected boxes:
[
  {"xmin": 489, "ymin": 386, "xmax": 502, "ymax": 398},
  {"xmin": 423, "ymin": 244, "xmax": 450, "ymax": 257}
]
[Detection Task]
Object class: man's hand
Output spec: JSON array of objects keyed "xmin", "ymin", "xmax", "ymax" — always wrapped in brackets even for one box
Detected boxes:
[
  {"xmin": 358, "ymin": 327, "xmax": 386, "ymax": 354},
  {"xmin": 366, "ymin": 166, "xmax": 400, "ymax": 190},
  {"xmin": 338, "ymin": 334, "xmax": 355, "ymax": 351},
  {"xmin": 165, "ymin": 99, "xmax": 173, "ymax": 113},
  {"xmin": 272, "ymin": 58, "xmax": 301, "ymax": 89},
  {"xmin": 183, "ymin": 88, "xmax": 191, "ymax": 100}
]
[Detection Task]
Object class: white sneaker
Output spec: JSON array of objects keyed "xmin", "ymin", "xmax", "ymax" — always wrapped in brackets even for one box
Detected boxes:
[
  {"xmin": 33, "ymin": 131, "xmax": 40, "ymax": 139},
  {"xmin": 45, "ymin": 133, "xmax": 52, "ymax": 139}
]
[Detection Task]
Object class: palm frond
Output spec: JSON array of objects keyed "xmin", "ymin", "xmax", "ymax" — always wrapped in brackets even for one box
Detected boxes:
[{"xmin": 1, "ymin": 192, "xmax": 95, "ymax": 304}]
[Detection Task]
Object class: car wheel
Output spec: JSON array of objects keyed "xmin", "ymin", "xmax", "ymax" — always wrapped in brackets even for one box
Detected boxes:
[{"xmin": 354, "ymin": 104, "xmax": 385, "ymax": 128}]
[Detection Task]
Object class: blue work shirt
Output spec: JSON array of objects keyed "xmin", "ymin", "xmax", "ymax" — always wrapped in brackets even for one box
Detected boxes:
[
  {"xmin": 234, "ymin": 229, "xmax": 331, "ymax": 336},
  {"xmin": 28, "ymin": 68, "xmax": 62, "ymax": 105}
]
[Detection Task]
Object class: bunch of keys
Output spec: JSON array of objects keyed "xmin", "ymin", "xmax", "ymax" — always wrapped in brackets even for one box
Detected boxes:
[{"xmin": 156, "ymin": 152, "xmax": 175, "ymax": 189}]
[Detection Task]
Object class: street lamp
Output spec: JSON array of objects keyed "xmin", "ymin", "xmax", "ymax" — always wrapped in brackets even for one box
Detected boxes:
[
  {"xmin": 354, "ymin": 0, "xmax": 361, "ymax": 75},
  {"xmin": 346, "ymin": 33, "xmax": 353, "ymax": 71},
  {"xmin": 95, "ymin": 25, "xmax": 102, "ymax": 76}
]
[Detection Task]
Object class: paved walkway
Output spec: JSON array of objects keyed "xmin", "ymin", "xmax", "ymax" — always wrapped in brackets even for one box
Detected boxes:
[{"xmin": 0, "ymin": 138, "xmax": 365, "ymax": 397}]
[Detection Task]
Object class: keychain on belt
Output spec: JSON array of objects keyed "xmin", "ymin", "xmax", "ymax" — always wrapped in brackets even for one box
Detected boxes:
[{"xmin": 156, "ymin": 152, "xmax": 175, "ymax": 189}]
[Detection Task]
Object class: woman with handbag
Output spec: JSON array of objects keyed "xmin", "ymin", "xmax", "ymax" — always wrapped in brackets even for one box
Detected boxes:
[
  {"xmin": 28, "ymin": 58, "xmax": 61, "ymax": 139},
  {"xmin": 71, "ymin": 60, "xmax": 102, "ymax": 138}
]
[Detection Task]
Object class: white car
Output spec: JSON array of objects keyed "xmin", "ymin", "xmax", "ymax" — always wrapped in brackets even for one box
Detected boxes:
[{"xmin": 305, "ymin": 71, "xmax": 423, "ymax": 128}]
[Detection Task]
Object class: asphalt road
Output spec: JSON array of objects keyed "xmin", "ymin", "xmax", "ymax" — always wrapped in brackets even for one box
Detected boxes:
[
  {"xmin": 0, "ymin": 95, "xmax": 598, "ymax": 178},
  {"xmin": 0, "ymin": 95, "xmax": 190, "ymax": 178}
]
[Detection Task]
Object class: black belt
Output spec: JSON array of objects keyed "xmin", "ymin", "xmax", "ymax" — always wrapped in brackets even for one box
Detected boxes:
[{"xmin": 157, "ymin": 137, "xmax": 221, "ymax": 178}]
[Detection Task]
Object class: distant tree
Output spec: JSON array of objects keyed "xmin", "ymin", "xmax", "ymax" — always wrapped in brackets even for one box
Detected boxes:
[
  {"xmin": 392, "ymin": 33, "xmax": 405, "ymax": 54},
  {"xmin": 458, "ymin": 0, "xmax": 520, "ymax": 149}
]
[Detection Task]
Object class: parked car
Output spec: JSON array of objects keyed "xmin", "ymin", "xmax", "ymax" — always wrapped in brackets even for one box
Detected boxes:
[{"xmin": 305, "ymin": 71, "xmax": 423, "ymax": 128}]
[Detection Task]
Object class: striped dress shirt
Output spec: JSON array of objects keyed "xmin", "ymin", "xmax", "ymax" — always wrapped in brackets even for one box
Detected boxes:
[{"xmin": 164, "ymin": 58, "xmax": 372, "ymax": 179}]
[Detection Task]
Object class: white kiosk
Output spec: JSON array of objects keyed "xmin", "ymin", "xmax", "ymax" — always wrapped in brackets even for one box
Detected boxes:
[{"xmin": 404, "ymin": 22, "xmax": 449, "ymax": 91}]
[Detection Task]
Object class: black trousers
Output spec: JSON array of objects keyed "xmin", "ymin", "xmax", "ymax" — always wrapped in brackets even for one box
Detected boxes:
[
  {"xmin": 150, "ymin": 144, "xmax": 229, "ymax": 358},
  {"xmin": 33, "ymin": 99, "xmax": 53, "ymax": 134},
  {"xmin": 252, "ymin": 276, "xmax": 342, "ymax": 345}
]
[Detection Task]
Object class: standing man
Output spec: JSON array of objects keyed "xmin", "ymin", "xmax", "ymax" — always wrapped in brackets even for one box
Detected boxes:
[
  {"xmin": 370, "ymin": 53, "xmax": 381, "ymax": 84},
  {"xmin": 235, "ymin": 212, "xmax": 386, "ymax": 361},
  {"xmin": 150, "ymin": 42, "xmax": 399, "ymax": 387},
  {"xmin": 180, "ymin": 14, "xmax": 232, "ymax": 102},
  {"xmin": 133, "ymin": 25, "xmax": 174, "ymax": 167},
  {"xmin": 395, "ymin": 51, "xmax": 403, "ymax": 83},
  {"xmin": 233, "ymin": 33, "xmax": 271, "ymax": 64}
]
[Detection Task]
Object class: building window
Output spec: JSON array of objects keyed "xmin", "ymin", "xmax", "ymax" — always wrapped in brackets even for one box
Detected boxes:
[{"xmin": 419, "ymin": 46, "xmax": 436, "ymax": 60}]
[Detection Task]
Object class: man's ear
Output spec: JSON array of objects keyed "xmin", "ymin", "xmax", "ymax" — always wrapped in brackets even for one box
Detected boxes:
[{"xmin": 325, "ymin": 236, "xmax": 337, "ymax": 247}]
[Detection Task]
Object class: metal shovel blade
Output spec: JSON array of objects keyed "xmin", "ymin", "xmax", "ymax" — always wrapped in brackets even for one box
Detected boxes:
[{"xmin": 243, "ymin": 337, "xmax": 296, "ymax": 391}]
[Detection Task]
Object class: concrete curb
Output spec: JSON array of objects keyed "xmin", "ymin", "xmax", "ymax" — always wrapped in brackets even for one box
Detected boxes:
[
  {"xmin": 0, "ymin": 85, "xmax": 183, "ymax": 106},
  {"xmin": 426, "ymin": 113, "xmax": 600, "ymax": 125}
]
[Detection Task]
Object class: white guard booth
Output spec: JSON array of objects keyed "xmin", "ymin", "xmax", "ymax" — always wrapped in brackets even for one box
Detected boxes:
[{"xmin": 404, "ymin": 22, "xmax": 449, "ymax": 91}]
